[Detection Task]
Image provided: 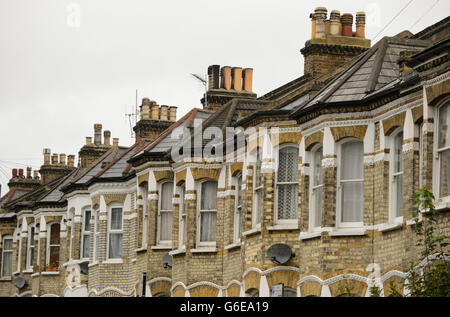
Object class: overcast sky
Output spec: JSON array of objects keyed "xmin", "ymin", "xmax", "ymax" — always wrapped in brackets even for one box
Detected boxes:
[{"xmin": 0, "ymin": 0, "xmax": 448, "ymax": 195}]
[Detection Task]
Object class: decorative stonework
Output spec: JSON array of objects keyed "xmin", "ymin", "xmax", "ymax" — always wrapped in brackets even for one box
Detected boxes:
[
  {"xmin": 230, "ymin": 162, "xmax": 243, "ymax": 176},
  {"xmin": 425, "ymin": 78, "xmax": 450, "ymax": 105},
  {"xmin": 175, "ymin": 169, "xmax": 186, "ymax": 185},
  {"xmin": 382, "ymin": 112, "xmax": 406, "ymax": 136},
  {"xmin": 330, "ymin": 125, "xmax": 368, "ymax": 141},
  {"xmin": 153, "ymin": 170, "xmax": 174, "ymax": 182},
  {"xmin": 270, "ymin": 131, "xmax": 302, "ymax": 146},
  {"xmin": 190, "ymin": 167, "xmax": 221, "ymax": 181},
  {"xmin": 137, "ymin": 173, "xmax": 149, "ymax": 185},
  {"xmin": 305, "ymin": 130, "xmax": 324, "ymax": 150},
  {"xmin": 103, "ymin": 194, "xmax": 127, "ymax": 205}
]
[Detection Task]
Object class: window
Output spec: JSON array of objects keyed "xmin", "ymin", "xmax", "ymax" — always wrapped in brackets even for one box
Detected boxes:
[
  {"xmin": 198, "ymin": 180, "xmax": 218, "ymax": 245},
  {"xmin": 253, "ymin": 148, "xmax": 263, "ymax": 228},
  {"xmin": 178, "ymin": 184, "xmax": 187, "ymax": 249},
  {"xmin": 419, "ymin": 122, "xmax": 424, "ymax": 189},
  {"xmin": 158, "ymin": 181, "xmax": 174, "ymax": 245},
  {"xmin": 1, "ymin": 236, "xmax": 13, "ymax": 277},
  {"xmin": 437, "ymin": 102, "xmax": 450, "ymax": 198},
  {"xmin": 26, "ymin": 224, "xmax": 35, "ymax": 270},
  {"xmin": 310, "ymin": 145, "xmax": 324, "ymax": 229},
  {"xmin": 337, "ymin": 139, "xmax": 364, "ymax": 226},
  {"xmin": 47, "ymin": 223, "xmax": 60, "ymax": 267},
  {"xmin": 276, "ymin": 146, "xmax": 299, "ymax": 222},
  {"xmin": 16, "ymin": 230, "xmax": 21, "ymax": 272},
  {"xmin": 68, "ymin": 208, "xmax": 74, "ymax": 259},
  {"xmin": 141, "ymin": 183, "xmax": 149, "ymax": 247},
  {"xmin": 93, "ymin": 209, "xmax": 100, "ymax": 261},
  {"xmin": 234, "ymin": 173, "xmax": 243, "ymax": 243},
  {"xmin": 390, "ymin": 130, "xmax": 403, "ymax": 220},
  {"xmin": 108, "ymin": 206, "xmax": 123, "ymax": 259},
  {"xmin": 81, "ymin": 209, "xmax": 91, "ymax": 259}
]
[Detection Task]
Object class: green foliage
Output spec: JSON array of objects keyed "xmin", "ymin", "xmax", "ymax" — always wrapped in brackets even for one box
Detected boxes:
[{"xmin": 369, "ymin": 283, "xmax": 381, "ymax": 297}]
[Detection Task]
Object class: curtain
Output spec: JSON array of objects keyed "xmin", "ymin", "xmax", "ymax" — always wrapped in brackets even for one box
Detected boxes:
[
  {"xmin": 84, "ymin": 210, "xmax": 91, "ymax": 231},
  {"xmin": 200, "ymin": 181, "xmax": 218, "ymax": 242},
  {"xmin": 160, "ymin": 211, "xmax": 173, "ymax": 241},
  {"xmin": 82, "ymin": 235, "xmax": 90, "ymax": 258},
  {"xmin": 200, "ymin": 211, "xmax": 216, "ymax": 242},
  {"xmin": 109, "ymin": 233, "xmax": 122, "ymax": 258},
  {"xmin": 111, "ymin": 208, "xmax": 122, "ymax": 230},
  {"xmin": 277, "ymin": 147, "xmax": 299, "ymax": 220},
  {"xmin": 160, "ymin": 182, "xmax": 174, "ymax": 241},
  {"xmin": 2, "ymin": 239, "xmax": 12, "ymax": 277},
  {"xmin": 313, "ymin": 147, "xmax": 323, "ymax": 227},
  {"xmin": 161, "ymin": 182, "xmax": 174, "ymax": 210},
  {"xmin": 201, "ymin": 181, "xmax": 217, "ymax": 210},
  {"xmin": 341, "ymin": 141, "xmax": 364, "ymax": 223},
  {"xmin": 439, "ymin": 104, "xmax": 450, "ymax": 197}
]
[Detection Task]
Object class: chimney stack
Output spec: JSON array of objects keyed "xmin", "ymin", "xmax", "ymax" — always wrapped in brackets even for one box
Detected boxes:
[
  {"xmin": 104, "ymin": 130, "xmax": 111, "ymax": 146},
  {"xmin": 314, "ymin": 7, "xmax": 327, "ymax": 39},
  {"xmin": 232, "ymin": 67, "xmax": 243, "ymax": 92},
  {"xmin": 113, "ymin": 138, "xmax": 119, "ymax": 147},
  {"xmin": 43, "ymin": 148, "xmax": 51, "ymax": 165},
  {"xmin": 169, "ymin": 106, "xmax": 177, "ymax": 122},
  {"xmin": 94, "ymin": 124, "xmax": 102, "ymax": 145},
  {"xmin": 341, "ymin": 13, "xmax": 353, "ymax": 37},
  {"xmin": 51, "ymin": 154, "xmax": 59, "ymax": 165},
  {"xmin": 12, "ymin": 169, "xmax": 18, "ymax": 178},
  {"xmin": 67, "ymin": 155, "xmax": 75, "ymax": 167},
  {"xmin": 160, "ymin": 105, "xmax": 169, "ymax": 121},
  {"xmin": 26, "ymin": 167, "xmax": 32, "ymax": 179},
  {"xmin": 221, "ymin": 66, "xmax": 232, "ymax": 90},
  {"xmin": 356, "ymin": 12, "xmax": 366, "ymax": 38},
  {"xmin": 207, "ymin": 65, "xmax": 220, "ymax": 90}
]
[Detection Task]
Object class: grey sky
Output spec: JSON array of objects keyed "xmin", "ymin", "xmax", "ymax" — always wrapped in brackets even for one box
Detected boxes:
[{"xmin": 0, "ymin": 0, "xmax": 448, "ymax": 194}]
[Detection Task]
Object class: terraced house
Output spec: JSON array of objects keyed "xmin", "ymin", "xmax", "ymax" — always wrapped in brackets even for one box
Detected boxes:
[{"xmin": 0, "ymin": 7, "xmax": 449, "ymax": 297}]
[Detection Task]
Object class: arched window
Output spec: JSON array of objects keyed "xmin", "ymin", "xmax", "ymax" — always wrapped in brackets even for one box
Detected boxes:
[
  {"xmin": 437, "ymin": 102, "xmax": 450, "ymax": 198},
  {"xmin": 276, "ymin": 145, "xmax": 299, "ymax": 222},
  {"xmin": 198, "ymin": 180, "xmax": 218, "ymax": 246},
  {"xmin": 26, "ymin": 223, "xmax": 35, "ymax": 270},
  {"xmin": 158, "ymin": 181, "xmax": 174, "ymax": 245},
  {"xmin": 1, "ymin": 236, "xmax": 13, "ymax": 277},
  {"xmin": 253, "ymin": 148, "xmax": 263, "ymax": 228},
  {"xmin": 108, "ymin": 205, "xmax": 123, "ymax": 259},
  {"xmin": 234, "ymin": 173, "xmax": 243, "ymax": 243},
  {"xmin": 338, "ymin": 139, "xmax": 364, "ymax": 226},
  {"xmin": 178, "ymin": 184, "xmax": 187, "ymax": 249},
  {"xmin": 390, "ymin": 129, "xmax": 403, "ymax": 220},
  {"xmin": 47, "ymin": 223, "xmax": 60, "ymax": 268},
  {"xmin": 310, "ymin": 145, "xmax": 323, "ymax": 229},
  {"xmin": 81, "ymin": 208, "xmax": 91, "ymax": 259}
]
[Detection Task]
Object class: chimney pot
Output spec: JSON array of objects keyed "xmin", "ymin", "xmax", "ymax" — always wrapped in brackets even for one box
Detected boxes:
[
  {"xmin": 94, "ymin": 123, "xmax": 102, "ymax": 145},
  {"xmin": 86, "ymin": 137, "xmax": 92, "ymax": 145},
  {"xmin": 43, "ymin": 148, "xmax": 51, "ymax": 165},
  {"xmin": 169, "ymin": 106, "xmax": 177, "ymax": 122},
  {"xmin": 160, "ymin": 105, "xmax": 169, "ymax": 121},
  {"xmin": 67, "ymin": 155, "xmax": 75, "ymax": 167},
  {"xmin": 26, "ymin": 167, "xmax": 32, "ymax": 179},
  {"xmin": 243, "ymin": 68, "xmax": 253, "ymax": 92},
  {"xmin": 356, "ymin": 12, "xmax": 366, "ymax": 38},
  {"xmin": 232, "ymin": 67, "xmax": 243, "ymax": 92},
  {"xmin": 314, "ymin": 7, "xmax": 327, "ymax": 39},
  {"xmin": 141, "ymin": 98, "xmax": 151, "ymax": 120},
  {"xmin": 59, "ymin": 153, "xmax": 66, "ymax": 165},
  {"xmin": 51, "ymin": 154, "xmax": 59, "ymax": 165},
  {"xmin": 341, "ymin": 13, "xmax": 353, "ymax": 37},
  {"xmin": 330, "ymin": 10, "xmax": 341, "ymax": 36},
  {"xmin": 207, "ymin": 65, "xmax": 220, "ymax": 90},
  {"xmin": 221, "ymin": 66, "xmax": 232, "ymax": 90},
  {"xmin": 104, "ymin": 130, "xmax": 111, "ymax": 146},
  {"xmin": 18, "ymin": 169, "xmax": 24, "ymax": 178},
  {"xmin": 113, "ymin": 138, "xmax": 119, "ymax": 147},
  {"xmin": 33, "ymin": 170, "xmax": 39, "ymax": 180},
  {"xmin": 310, "ymin": 13, "xmax": 316, "ymax": 39},
  {"xmin": 12, "ymin": 168, "xmax": 18, "ymax": 178},
  {"xmin": 151, "ymin": 102, "xmax": 159, "ymax": 120}
]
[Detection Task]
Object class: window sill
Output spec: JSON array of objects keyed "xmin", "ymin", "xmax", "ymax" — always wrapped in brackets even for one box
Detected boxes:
[
  {"xmin": 103, "ymin": 259, "xmax": 123, "ymax": 264},
  {"xmin": 12, "ymin": 271, "xmax": 20, "ymax": 276},
  {"xmin": 435, "ymin": 201, "xmax": 450, "ymax": 211},
  {"xmin": 190, "ymin": 247, "xmax": 217, "ymax": 254},
  {"xmin": 22, "ymin": 269, "xmax": 33, "ymax": 274},
  {"xmin": 0, "ymin": 277, "xmax": 12, "ymax": 281},
  {"xmin": 328, "ymin": 228, "xmax": 367, "ymax": 237},
  {"xmin": 151, "ymin": 245, "xmax": 172, "ymax": 251},
  {"xmin": 131, "ymin": 258, "xmax": 136, "ymax": 263},
  {"xmin": 62, "ymin": 259, "xmax": 85, "ymax": 268},
  {"xmin": 268, "ymin": 223, "xmax": 299, "ymax": 231},
  {"xmin": 242, "ymin": 228, "xmax": 261, "ymax": 237},
  {"xmin": 41, "ymin": 271, "xmax": 60, "ymax": 276},
  {"xmin": 378, "ymin": 222, "xmax": 403, "ymax": 232},
  {"xmin": 169, "ymin": 248, "xmax": 186, "ymax": 256},
  {"xmin": 88, "ymin": 261, "xmax": 99, "ymax": 268},
  {"xmin": 135, "ymin": 247, "xmax": 148, "ymax": 253},
  {"xmin": 31, "ymin": 273, "xmax": 40, "ymax": 278},
  {"xmin": 224, "ymin": 242, "xmax": 242, "ymax": 250},
  {"xmin": 299, "ymin": 231, "xmax": 322, "ymax": 240}
]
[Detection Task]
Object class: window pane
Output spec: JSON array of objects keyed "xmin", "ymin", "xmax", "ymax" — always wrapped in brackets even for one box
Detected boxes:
[
  {"xmin": 161, "ymin": 182, "xmax": 174, "ymax": 210},
  {"xmin": 341, "ymin": 181, "xmax": 363, "ymax": 222},
  {"xmin": 3, "ymin": 238, "xmax": 13, "ymax": 250},
  {"xmin": 200, "ymin": 211, "xmax": 216, "ymax": 242},
  {"xmin": 95, "ymin": 211, "xmax": 100, "ymax": 233},
  {"xmin": 277, "ymin": 184, "xmax": 298, "ymax": 220},
  {"xmin": 201, "ymin": 181, "xmax": 218, "ymax": 210},
  {"xmin": 109, "ymin": 233, "xmax": 122, "ymax": 258},
  {"xmin": 440, "ymin": 149, "xmax": 450, "ymax": 198},
  {"xmin": 278, "ymin": 147, "xmax": 299, "ymax": 182},
  {"xmin": 29, "ymin": 246, "xmax": 34, "ymax": 266},
  {"xmin": 95, "ymin": 234, "xmax": 99, "ymax": 260},
  {"xmin": 255, "ymin": 189, "xmax": 262, "ymax": 224},
  {"xmin": 237, "ymin": 175, "xmax": 242, "ymax": 207},
  {"xmin": 30, "ymin": 227, "xmax": 35, "ymax": 246},
  {"xmin": 50, "ymin": 224, "xmax": 60, "ymax": 245},
  {"xmin": 341, "ymin": 141, "xmax": 364, "ymax": 180},
  {"xmin": 255, "ymin": 149, "xmax": 262, "ymax": 187},
  {"xmin": 395, "ymin": 174, "xmax": 403, "ymax": 218},
  {"xmin": 2, "ymin": 252, "xmax": 12, "ymax": 277},
  {"xmin": 84, "ymin": 210, "xmax": 91, "ymax": 231},
  {"xmin": 82, "ymin": 235, "xmax": 90, "ymax": 258},
  {"xmin": 313, "ymin": 147, "xmax": 323, "ymax": 186},
  {"xmin": 111, "ymin": 208, "xmax": 122, "ymax": 230},
  {"xmin": 394, "ymin": 132, "xmax": 403, "ymax": 172},
  {"xmin": 438, "ymin": 103, "xmax": 450, "ymax": 149},
  {"xmin": 160, "ymin": 211, "xmax": 173, "ymax": 241},
  {"xmin": 313, "ymin": 186, "xmax": 323, "ymax": 227},
  {"xmin": 49, "ymin": 246, "xmax": 59, "ymax": 266},
  {"xmin": 181, "ymin": 215, "xmax": 186, "ymax": 245}
]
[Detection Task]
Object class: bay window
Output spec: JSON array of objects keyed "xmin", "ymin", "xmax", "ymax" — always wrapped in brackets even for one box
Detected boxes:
[{"xmin": 276, "ymin": 145, "xmax": 299, "ymax": 222}]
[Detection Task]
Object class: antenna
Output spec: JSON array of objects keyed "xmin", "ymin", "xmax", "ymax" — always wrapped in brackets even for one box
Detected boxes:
[
  {"xmin": 125, "ymin": 89, "xmax": 139, "ymax": 139},
  {"xmin": 191, "ymin": 73, "xmax": 208, "ymax": 109}
]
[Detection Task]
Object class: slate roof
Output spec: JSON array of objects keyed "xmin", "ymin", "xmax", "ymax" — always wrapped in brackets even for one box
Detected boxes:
[{"xmin": 293, "ymin": 36, "xmax": 430, "ymax": 114}]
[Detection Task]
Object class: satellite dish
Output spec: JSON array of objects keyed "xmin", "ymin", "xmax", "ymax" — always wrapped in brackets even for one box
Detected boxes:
[
  {"xmin": 79, "ymin": 261, "xmax": 89, "ymax": 275},
  {"xmin": 13, "ymin": 277, "xmax": 28, "ymax": 289},
  {"xmin": 162, "ymin": 253, "xmax": 172, "ymax": 269},
  {"xmin": 267, "ymin": 243, "xmax": 295, "ymax": 265}
]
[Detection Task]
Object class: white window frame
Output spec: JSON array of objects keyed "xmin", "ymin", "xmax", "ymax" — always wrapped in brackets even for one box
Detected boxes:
[
  {"xmin": 178, "ymin": 184, "xmax": 187, "ymax": 250},
  {"xmin": 141, "ymin": 183, "xmax": 149, "ymax": 248},
  {"xmin": 309, "ymin": 144, "xmax": 324, "ymax": 231},
  {"xmin": 419, "ymin": 122, "xmax": 424, "ymax": 189},
  {"xmin": 68, "ymin": 208, "xmax": 75, "ymax": 260},
  {"xmin": 274, "ymin": 144, "xmax": 299, "ymax": 225},
  {"xmin": 435, "ymin": 99, "xmax": 450, "ymax": 201},
  {"xmin": 16, "ymin": 228, "xmax": 22, "ymax": 272},
  {"xmin": 46, "ymin": 222, "xmax": 60, "ymax": 267},
  {"xmin": 196, "ymin": 179, "xmax": 218, "ymax": 248},
  {"xmin": 80, "ymin": 207, "xmax": 91, "ymax": 260},
  {"xmin": 252, "ymin": 148, "xmax": 263, "ymax": 229},
  {"xmin": 93, "ymin": 208, "xmax": 100, "ymax": 261},
  {"xmin": 1, "ymin": 235, "xmax": 13, "ymax": 277},
  {"xmin": 233, "ymin": 173, "xmax": 243, "ymax": 243},
  {"xmin": 336, "ymin": 138, "xmax": 364, "ymax": 228},
  {"xmin": 107, "ymin": 204, "xmax": 123, "ymax": 260},
  {"xmin": 157, "ymin": 181, "xmax": 174, "ymax": 246},
  {"xmin": 26, "ymin": 223, "xmax": 35, "ymax": 270},
  {"xmin": 389, "ymin": 128, "xmax": 404, "ymax": 223}
]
